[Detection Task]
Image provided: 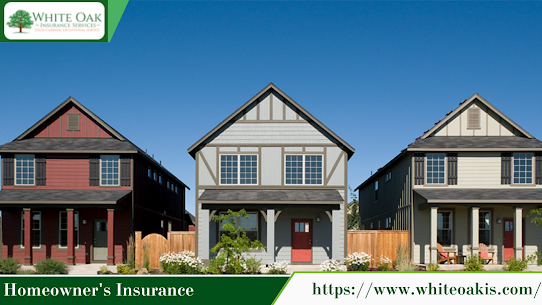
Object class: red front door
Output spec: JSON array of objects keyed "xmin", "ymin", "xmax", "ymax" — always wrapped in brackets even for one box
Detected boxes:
[
  {"xmin": 503, "ymin": 218, "xmax": 514, "ymax": 261},
  {"xmin": 292, "ymin": 220, "xmax": 312, "ymax": 262}
]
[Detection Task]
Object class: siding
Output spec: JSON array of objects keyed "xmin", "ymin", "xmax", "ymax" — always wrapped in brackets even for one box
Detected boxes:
[{"xmin": 261, "ymin": 147, "xmax": 282, "ymax": 185}]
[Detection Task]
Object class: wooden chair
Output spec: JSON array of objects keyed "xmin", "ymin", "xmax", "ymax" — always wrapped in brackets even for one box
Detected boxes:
[
  {"xmin": 479, "ymin": 243, "xmax": 494, "ymax": 264},
  {"xmin": 437, "ymin": 243, "xmax": 456, "ymax": 264}
]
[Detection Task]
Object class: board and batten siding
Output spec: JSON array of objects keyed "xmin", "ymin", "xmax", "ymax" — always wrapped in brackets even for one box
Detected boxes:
[{"xmin": 433, "ymin": 101, "xmax": 522, "ymax": 137}]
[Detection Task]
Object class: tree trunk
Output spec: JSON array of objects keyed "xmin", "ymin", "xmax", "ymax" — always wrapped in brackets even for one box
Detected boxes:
[{"xmin": 19, "ymin": 24, "xmax": 22, "ymax": 32}]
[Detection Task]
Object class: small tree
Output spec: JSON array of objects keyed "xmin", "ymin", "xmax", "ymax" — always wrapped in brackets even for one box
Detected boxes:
[
  {"xmin": 529, "ymin": 208, "xmax": 542, "ymax": 226},
  {"xmin": 347, "ymin": 186, "xmax": 361, "ymax": 230},
  {"xmin": 211, "ymin": 209, "xmax": 265, "ymax": 273},
  {"xmin": 6, "ymin": 10, "xmax": 34, "ymax": 33}
]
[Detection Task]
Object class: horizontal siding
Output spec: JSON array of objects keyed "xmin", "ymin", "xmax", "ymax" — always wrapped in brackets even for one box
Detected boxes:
[
  {"xmin": 456, "ymin": 152, "xmax": 501, "ymax": 187},
  {"xmin": 261, "ymin": 147, "xmax": 281, "ymax": 185}
]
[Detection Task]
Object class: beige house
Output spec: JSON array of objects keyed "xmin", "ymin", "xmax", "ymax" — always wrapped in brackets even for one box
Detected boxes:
[{"xmin": 356, "ymin": 93, "xmax": 542, "ymax": 264}]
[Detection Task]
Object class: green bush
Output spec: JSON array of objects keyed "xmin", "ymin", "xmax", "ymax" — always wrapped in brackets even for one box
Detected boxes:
[
  {"xmin": 394, "ymin": 244, "xmax": 417, "ymax": 271},
  {"xmin": 244, "ymin": 256, "xmax": 262, "ymax": 274},
  {"xmin": 117, "ymin": 264, "xmax": 134, "ymax": 274},
  {"xmin": 426, "ymin": 262, "xmax": 440, "ymax": 271},
  {"xmin": 99, "ymin": 265, "xmax": 112, "ymax": 274},
  {"xmin": 35, "ymin": 259, "xmax": 69, "ymax": 274},
  {"xmin": 503, "ymin": 255, "xmax": 534, "ymax": 271},
  {"xmin": 205, "ymin": 255, "xmax": 226, "ymax": 274},
  {"xmin": 345, "ymin": 252, "xmax": 371, "ymax": 271},
  {"xmin": 267, "ymin": 261, "xmax": 289, "ymax": 274},
  {"xmin": 159, "ymin": 251, "xmax": 203, "ymax": 275},
  {"xmin": 463, "ymin": 255, "xmax": 485, "ymax": 271},
  {"xmin": 0, "ymin": 257, "xmax": 22, "ymax": 274},
  {"xmin": 16, "ymin": 269, "xmax": 36, "ymax": 275}
]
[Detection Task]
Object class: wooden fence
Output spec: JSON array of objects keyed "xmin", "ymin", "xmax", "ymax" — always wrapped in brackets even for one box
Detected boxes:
[
  {"xmin": 347, "ymin": 230, "xmax": 409, "ymax": 267},
  {"xmin": 135, "ymin": 231, "xmax": 195, "ymax": 270}
]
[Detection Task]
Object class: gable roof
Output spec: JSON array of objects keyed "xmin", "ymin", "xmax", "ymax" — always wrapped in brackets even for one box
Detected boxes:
[
  {"xmin": 421, "ymin": 93, "xmax": 534, "ymax": 139},
  {"xmin": 187, "ymin": 83, "xmax": 355, "ymax": 159}
]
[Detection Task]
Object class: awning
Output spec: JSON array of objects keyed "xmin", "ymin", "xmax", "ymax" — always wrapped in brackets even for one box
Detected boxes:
[
  {"xmin": 199, "ymin": 189, "xmax": 344, "ymax": 204},
  {"xmin": 0, "ymin": 190, "xmax": 132, "ymax": 205},
  {"xmin": 415, "ymin": 188, "xmax": 542, "ymax": 204}
]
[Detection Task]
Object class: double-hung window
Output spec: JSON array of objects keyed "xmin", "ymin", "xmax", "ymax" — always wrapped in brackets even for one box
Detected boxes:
[
  {"xmin": 100, "ymin": 155, "xmax": 119, "ymax": 186},
  {"xmin": 15, "ymin": 154, "xmax": 35, "ymax": 185},
  {"xmin": 479, "ymin": 211, "xmax": 490, "ymax": 246},
  {"xmin": 220, "ymin": 155, "xmax": 258, "ymax": 185},
  {"xmin": 219, "ymin": 212, "xmax": 258, "ymax": 242},
  {"xmin": 285, "ymin": 155, "xmax": 322, "ymax": 185},
  {"xmin": 513, "ymin": 153, "xmax": 533, "ymax": 184},
  {"xmin": 437, "ymin": 211, "xmax": 452, "ymax": 246},
  {"xmin": 59, "ymin": 211, "xmax": 79, "ymax": 247},
  {"xmin": 426, "ymin": 153, "xmax": 446, "ymax": 184},
  {"xmin": 21, "ymin": 211, "xmax": 41, "ymax": 248}
]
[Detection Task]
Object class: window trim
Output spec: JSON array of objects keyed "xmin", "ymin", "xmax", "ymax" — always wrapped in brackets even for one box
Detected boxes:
[
  {"xmin": 511, "ymin": 152, "xmax": 535, "ymax": 185},
  {"xmin": 284, "ymin": 154, "xmax": 323, "ymax": 185},
  {"xmin": 479, "ymin": 210, "xmax": 491, "ymax": 246},
  {"xmin": 385, "ymin": 171, "xmax": 392, "ymax": 182},
  {"xmin": 99, "ymin": 155, "xmax": 120, "ymax": 187},
  {"xmin": 58, "ymin": 211, "xmax": 80, "ymax": 249},
  {"xmin": 385, "ymin": 216, "xmax": 392, "ymax": 229},
  {"xmin": 21, "ymin": 211, "xmax": 41, "ymax": 249},
  {"xmin": 219, "ymin": 154, "xmax": 259, "ymax": 185},
  {"xmin": 218, "ymin": 211, "xmax": 259, "ymax": 242},
  {"xmin": 425, "ymin": 153, "xmax": 447, "ymax": 186},
  {"xmin": 437, "ymin": 210, "xmax": 453, "ymax": 246},
  {"xmin": 14, "ymin": 154, "xmax": 36, "ymax": 186}
]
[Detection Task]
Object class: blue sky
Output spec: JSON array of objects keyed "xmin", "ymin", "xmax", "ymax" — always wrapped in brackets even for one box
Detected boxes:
[{"xmin": 2, "ymin": 1, "xmax": 542, "ymax": 215}]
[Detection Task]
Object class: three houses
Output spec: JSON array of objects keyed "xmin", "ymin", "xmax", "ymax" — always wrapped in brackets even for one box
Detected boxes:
[{"xmin": 0, "ymin": 86, "xmax": 540, "ymax": 265}]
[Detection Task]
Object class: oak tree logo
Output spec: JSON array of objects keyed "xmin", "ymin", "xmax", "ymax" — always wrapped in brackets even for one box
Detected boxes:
[{"xmin": 6, "ymin": 10, "xmax": 34, "ymax": 33}]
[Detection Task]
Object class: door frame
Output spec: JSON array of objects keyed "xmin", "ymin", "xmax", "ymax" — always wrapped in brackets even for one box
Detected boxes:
[
  {"xmin": 92, "ymin": 218, "xmax": 107, "ymax": 262},
  {"xmin": 291, "ymin": 219, "xmax": 312, "ymax": 264},
  {"xmin": 503, "ymin": 217, "xmax": 514, "ymax": 262}
]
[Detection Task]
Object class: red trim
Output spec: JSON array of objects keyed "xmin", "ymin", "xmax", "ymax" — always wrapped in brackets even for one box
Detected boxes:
[
  {"xmin": 67, "ymin": 209, "xmax": 75, "ymax": 265},
  {"xmin": 23, "ymin": 209, "xmax": 32, "ymax": 264},
  {"xmin": 107, "ymin": 209, "xmax": 115, "ymax": 264}
]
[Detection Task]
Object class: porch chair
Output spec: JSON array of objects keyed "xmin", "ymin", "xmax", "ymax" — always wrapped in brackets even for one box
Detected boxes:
[
  {"xmin": 437, "ymin": 243, "xmax": 457, "ymax": 264},
  {"xmin": 478, "ymin": 243, "xmax": 494, "ymax": 264}
]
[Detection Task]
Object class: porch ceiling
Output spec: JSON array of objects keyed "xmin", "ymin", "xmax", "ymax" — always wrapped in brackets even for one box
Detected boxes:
[
  {"xmin": 0, "ymin": 189, "xmax": 132, "ymax": 205},
  {"xmin": 199, "ymin": 189, "xmax": 344, "ymax": 204},
  {"xmin": 415, "ymin": 188, "xmax": 542, "ymax": 206}
]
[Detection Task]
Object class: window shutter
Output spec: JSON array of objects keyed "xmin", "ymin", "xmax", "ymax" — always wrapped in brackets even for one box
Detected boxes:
[
  {"xmin": 35, "ymin": 154, "xmax": 46, "ymax": 186},
  {"xmin": 89, "ymin": 155, "xmax": 99, "ymax": 186},
  {"xmin": 536, "ymin": 153, "xmax": 542, "ymax": 185},
  {"xmin": 67, "ymin": 113, "xmax": 80, "ymax": 131},
  {"xmin": 467, "ymin": 108, "xmax": 480, "ymax": 129},
  {"xmin": 2, "ymin": 154, "xmax": 14, "ymax": 186},
  {"xmin": 414, "ymin": 153, "xmax": 425, "ymax": 185},
  {"xmin": 501, "ymin": 153, "xmax": 512, "ymax": 184},
  {"xmin": 120, "ymin": 156, "xmax": 131, "ymax": 186},
  {"xmin": 447, "ymin": 153, "xmax": 457, "ymax": 185}
]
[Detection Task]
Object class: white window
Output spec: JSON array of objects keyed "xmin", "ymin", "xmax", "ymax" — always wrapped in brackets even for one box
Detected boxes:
[
  {"xmin": 153, "ymin": 171, "xmax": 157, "ymax": 181},
  {"xmin": 100, "ymin": 155, "xmax": 119, "ymax": 186},
  {"xmin": 479, "ymin": 211, "xmax": 490, "ymax": 246},
  {"xmin": 59, "ymin": 211, "xmax": 79, "ymax": 247},
  {"xmin": 285, "ymin": 155, "xmax": 322, "ymax": 185},
  {"xmin": 21, "ymin": 211, "xmax": 41, "ymax": 248},
  {"xmin": 513, "ymin": 153, "xmax": 533, "ymax": 184},
  {"xmin": 385, "ymin": 171, "xmax": 392, "ymax": 182},
  {"xmin": 437, "ymin": 211, "xmax": 452, "ymax": 246},
  {"xmin": 426, "ymin": 153, "xmax": 446, "ymax": 184},
  {"xmin": 15, "ymin": 154, "xmax": 35, "ymax": 185},
  {"xmin": 220, "ymin": 155, "xmax": 258, "ymax": 185},
  {"xmin": 219, "ymin": 212, "xmax": 258, "ymax": 241}
]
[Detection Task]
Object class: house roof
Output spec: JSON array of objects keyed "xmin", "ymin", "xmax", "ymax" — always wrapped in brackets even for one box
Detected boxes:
[
  {"xmin": 408, "ymin": 136, "xmax": 542, "ymax": 151},
  {"xmin": 0, "ymin": 97, "xmax": 189, "ymax": 190},
  {"xmin": 187, "ymin": 83, "xmax": 355, "ymax": 159},
  {"xmin": 198, "ymin": 189, "xmax": 344, "ymax": 204},
  {"xmin": 0, "ymin": 190, "xmax": 132, "ymax": 204},
  {"xmin": 414, "ymin": 188, "xmax": 542, "ymax": 204},
  {"xmin": 421, "ymin": 93, "xmax": 534, "ymax": 139}
]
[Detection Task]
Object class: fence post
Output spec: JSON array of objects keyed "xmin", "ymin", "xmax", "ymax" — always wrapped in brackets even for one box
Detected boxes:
[{"xmin": 135, "ymin": 231, "xmax": 142, "ymax": 269}]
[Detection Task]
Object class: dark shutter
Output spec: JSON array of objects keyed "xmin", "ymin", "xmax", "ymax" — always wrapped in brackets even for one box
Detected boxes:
[
  {"xmin": 2, "ymin": 154, "xmax": 14, "ymax": 186},
  {"xmin": 121, "ymin": 156, "xmax": 131, "ymax": 186},
  {"xmin": 501, "ymin": 153, "xmax": 512, "ymax": 184},
  {"xmin": 536, "ymin": 153, "xmax": 542, "ymax": 185},
  {"xmin": 447, "ymin": 153, "xmax": 458, "ymax": 185},
  {"xmin": 414, "ymin": 153, "xmax": 425, "ymax": 185},
  {"xmin": 35, "ymin": 154, "xmax": 46, "ymax": 186},
  {"xmin": 89, "ymin": 155, "xmax": 99, "ymax": 186}
]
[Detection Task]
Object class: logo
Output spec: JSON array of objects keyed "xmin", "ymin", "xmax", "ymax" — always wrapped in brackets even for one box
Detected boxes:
[{"xmin": 4, "ymin": 2, "xmax": 105, "ymax": 40}]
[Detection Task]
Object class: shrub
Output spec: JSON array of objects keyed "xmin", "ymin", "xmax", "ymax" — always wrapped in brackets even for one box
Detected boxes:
[
  {"xmin": 125, "ymin": 235, "xmax": 135, "ymax": 269},
  {"xmin": 16, "ymin": 269, "xmax": 36, "ymax": 275},
  {"xmin": 244, "ymin": 256, "xmax": 262, "ymax": 274},
  {"xmin": 345, "ymin": 252, "xmax": 372, "ymax": 271},
  {"xmin": 503, "ymin": 255, "xmax": 534, "ymax": 271},
  {"xmin": 35, "ymin": 259, "xmax": 69, "ymax": 274},
  {"xmin": 426, "ymin": 262, "xmax": 440, "ymax": 271},
  {"xmin": 100, "ymin": 265, "xmax": 112, "ymax": 274},
  {"xmin": 0, "ymin": 257, "xmax": 22, "ymax": 274},
  {"xmin": 463, "ymin": 255, "xmax": 485, "ymax": 271},
  {"xmin": 320, "ymin": 259, "xmax": 343, "ymax": 272},
  {"xmin": 394, "ymin": 244, "xmax": 417, "ymax": 271},
  {"xmin": 117, "ymin": 264, "xmax": 135, "ymax": 274},
  {"xmin": 142, "ymin": 241, "xmax": 150, "ymax": 271},
  {"xmin": 378, "ymin": 255, "xmax": 392, "ymax": 271},
  {"xmin": 267, "ymin": 261, "xmax": 289, "ymax": 274},
  {"xmin": 159, "ymin": 251, "xmax": 203, "ymax": 274},
  {"xmin": 205, "ymin": 255, "xmax": 226, "ymax": 274}
]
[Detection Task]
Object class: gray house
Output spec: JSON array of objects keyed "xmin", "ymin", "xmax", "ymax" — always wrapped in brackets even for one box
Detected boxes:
[
  {"xmin": 188, "ymin": 83, "xmax": 355, "ymax": 264},
  {"xmin": 356, "ymin": 93, "xmax": 542, "ymax": 264}
]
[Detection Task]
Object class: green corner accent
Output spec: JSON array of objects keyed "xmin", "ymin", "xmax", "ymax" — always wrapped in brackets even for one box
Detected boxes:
[
  {"xmin": 271, "ymin": 273, "xmax": 295, "ymax": 305},
  {"xmin": 107, "ymin": 0, "xmax": 129, "ymax": 42}
]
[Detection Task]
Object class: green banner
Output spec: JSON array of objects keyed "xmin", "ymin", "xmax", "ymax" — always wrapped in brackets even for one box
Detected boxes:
[
  {"xmin": 1, "ymin": 0, "xmax": 129, "ymax": 42},
  {"xmin": 0, "ymin": 275, "xmax": 289, "ymax": 305}
]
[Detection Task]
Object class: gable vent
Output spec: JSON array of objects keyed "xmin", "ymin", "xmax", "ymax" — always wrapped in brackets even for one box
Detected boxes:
[
  {"xmin": 467, "ymin": 108, "xmax": 480, "ymax": 129},
  {"xmin": 67, "ymin": 113, "xmax": 80, "ymax": 131}
]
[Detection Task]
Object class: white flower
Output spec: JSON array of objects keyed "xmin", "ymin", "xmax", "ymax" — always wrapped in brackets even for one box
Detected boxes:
[
  {"xmin": 268, "ymin": 261, "xmax": 289, "ymax": 273},
  {"xmin": 320, "ymin": 259, "xmax": 343, "ymax": 272}
]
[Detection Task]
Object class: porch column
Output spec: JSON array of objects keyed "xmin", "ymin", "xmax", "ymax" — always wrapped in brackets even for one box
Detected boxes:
[
  {"xmin": 332, "ymin": 209, "xmax": 341, "ymax": 260},
  {"xmin": 200, "ymin": 209, "xmax": 210, "ymax": 260},
  {"xmin": 266, "ymin": 209, "xmax": 275, "ymax": 261},
  {"xmin": 107, "ymin": 209, "xmax": 115, "ymax": 265},
  {"xmin": 23, "ymin": 208, "xmax": 32, "ymax": 265},
  {"xmin": 66, "ymin": 209, "xmax": 75, "ymax": 265},
  {"xmin": 471, "ymin": 207, "xmax": 479, "ymax": 255},
  {"xmin": 430, "ymin": 207, "xmax": 438, "ymax": 263},
  {"xmin": 514, "ymin": 207, "xmax": 523, "ymax": 259}
]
